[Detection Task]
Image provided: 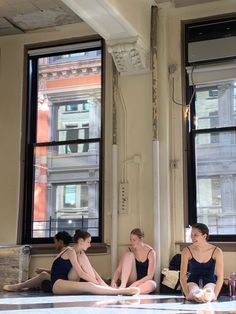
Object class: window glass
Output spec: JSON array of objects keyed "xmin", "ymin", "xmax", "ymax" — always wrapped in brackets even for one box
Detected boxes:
[{"xmin": 24, "ymin": 42, "xmax": 103, "ymax": 242}]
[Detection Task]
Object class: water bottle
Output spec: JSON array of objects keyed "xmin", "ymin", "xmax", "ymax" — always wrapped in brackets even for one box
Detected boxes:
[
  {"xmin": 229, "ymin": 272, "xmax": 236, "ymax": 298},
  {"xmin": 185, "ymin": 225, "xmax": 192, "ymax": 242}
]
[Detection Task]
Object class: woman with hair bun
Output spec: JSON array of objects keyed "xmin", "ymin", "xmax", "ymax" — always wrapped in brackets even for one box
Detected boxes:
[
  {"xmin": 111, "ymin": 228, "xmax": 157, "ymax": 294},
  {"xmin": 180, "ymin": 223, "xmax": 224, "ymax": 303}
]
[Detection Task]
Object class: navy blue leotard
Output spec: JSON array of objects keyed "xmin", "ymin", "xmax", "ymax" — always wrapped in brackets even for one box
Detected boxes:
[
  {"xmin": 51, "ymin": 248, "xmax": 73, "ymax": 286},
  {"xmin": 129, "ymin": 248, "xmax": 153, "ymax": 280},
  {"xmin": 187, "ymin": 246, "xmax": 217, "ymax": 287}
]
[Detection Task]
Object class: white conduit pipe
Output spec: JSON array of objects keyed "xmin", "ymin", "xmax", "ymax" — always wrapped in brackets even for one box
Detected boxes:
[
  {"xmin": 153, "ymin": 140, "xmax": 161, "ymax": 290},
  {"xmin": 151, "ymin": 5, "xmax": 161, "ymax": 291},
  {"xmin": 111, "ymin": 144, "xmax": 118, "ymax": 274}
]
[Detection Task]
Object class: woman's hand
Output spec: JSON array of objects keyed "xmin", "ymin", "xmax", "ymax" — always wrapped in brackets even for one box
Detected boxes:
[{"xmin": 111, "ymin": 280, "xmax": 117, "ymax": 288}]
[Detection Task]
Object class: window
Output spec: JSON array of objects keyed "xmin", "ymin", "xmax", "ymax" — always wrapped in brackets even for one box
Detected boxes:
[
  {"xmin": 185, "ymin": 17, "xmax": 236, "ymax": 241},
  {"xmin": 22, "ymin": 40, "xmax": 103, "ymax": 243}
]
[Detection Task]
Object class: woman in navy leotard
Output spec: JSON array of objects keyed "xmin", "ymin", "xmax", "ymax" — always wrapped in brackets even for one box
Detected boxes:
[
  {"xmin": 111, "ymin": 228, "xmax": 157, "ymax": 294},
  {"xmin": 3, "ymin": 231, "xmax": 72, "ymax": 292},
  {"xmin": 180, "ymin": 223, "xmax": 224, "ymax": 303}
]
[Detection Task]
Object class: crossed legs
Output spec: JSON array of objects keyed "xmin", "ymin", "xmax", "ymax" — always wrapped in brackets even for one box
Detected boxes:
[{"xmin": 117, "ymin": 251, "xmax": 156, "ymax": 294}]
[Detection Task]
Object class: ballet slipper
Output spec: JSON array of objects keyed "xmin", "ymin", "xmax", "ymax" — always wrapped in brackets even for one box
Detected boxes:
[
  {"xmin": 193, "ymin": 289, "xmax": 204, "ymax": 303},
  {"xmin": 203, "ymin": 288, "xmax": 214, "ymax": 302}
]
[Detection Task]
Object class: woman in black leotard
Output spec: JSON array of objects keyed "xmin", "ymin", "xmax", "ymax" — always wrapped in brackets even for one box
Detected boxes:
[
  {"xmin": 180, "ymin": 223, "xmax": 224, "ymax": 303},
  {"xmin": 111, "ymin": 228, "xmax": 157, "ymax": 294},
  {"xmin": 3, "ymin": 231, "xmax": 72, "ymax": 292}
]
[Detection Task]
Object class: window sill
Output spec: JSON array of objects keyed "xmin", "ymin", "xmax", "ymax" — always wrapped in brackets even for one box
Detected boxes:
[
  {"xmin": 175, "ymin": 242, "xmax": 235, "ymax": 252},
  {"xmin": 30, "ymin": 243, "xmax": 110, "ymax": 255}
]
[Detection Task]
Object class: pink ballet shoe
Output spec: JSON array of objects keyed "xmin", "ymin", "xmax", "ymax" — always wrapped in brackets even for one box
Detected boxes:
[
  {"xmin": 193, "ymin": 289, "xmax": 204, "ymax": 303},
  {"xmin": 203, "ymin": 288, "xmax": 214, "ymax": 302}
]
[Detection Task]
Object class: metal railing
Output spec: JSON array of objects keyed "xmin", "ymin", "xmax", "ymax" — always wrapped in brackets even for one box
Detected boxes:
[{"xmin": 32, "ymin": 216, "xmax": 99, "ymax": 238}]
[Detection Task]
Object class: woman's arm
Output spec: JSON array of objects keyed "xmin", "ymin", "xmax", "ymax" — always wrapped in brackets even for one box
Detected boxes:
[
  {"xmin": 213, "ymin": 247, "xmax": 224, "ymax": 298},
  {"xmin": 180, "ymin": 248, "xmax": 190, "ymax": 298},
  {"xmin": 111, "ymin": 263, "xmax": 122, "ymax": 288},
  {"xmin": 93, "ymin": 268, "xmax": 109, "ymax": 286},
  {"xmin": 67, "ymin": 249, "xmax": 99, "ymax": 284}
]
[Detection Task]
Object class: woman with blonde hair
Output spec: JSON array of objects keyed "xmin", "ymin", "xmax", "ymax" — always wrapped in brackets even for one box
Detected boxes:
[{"xmin": 111, "ymin": 228, "xmax": 157, "ymax": 294}]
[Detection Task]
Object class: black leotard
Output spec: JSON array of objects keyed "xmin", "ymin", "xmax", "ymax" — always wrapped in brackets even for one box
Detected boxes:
[
  {"xmin": 187, "ymin": 246, "xmax": 217, "ymax": 287},
  {"xmin": 51, "ymin": 248, "xmax": 73, "ymax": 286},
  {"xmin": 129, "ymin": 248, "xmax": 153, "ymax": 280}
]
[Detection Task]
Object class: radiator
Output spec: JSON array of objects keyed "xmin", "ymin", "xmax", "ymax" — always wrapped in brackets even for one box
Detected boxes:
[{"xmin": 0, "ymin": 245, "xmax": 31, "ymax": 289}]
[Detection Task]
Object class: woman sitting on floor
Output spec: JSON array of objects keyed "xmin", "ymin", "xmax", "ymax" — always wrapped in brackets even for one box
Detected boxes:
[
  {"xmin": 3, "ymin": 231, "xmax": 72, "ymax": 292},
  {"xmin": 111, "ymin": 228, "xmax": 157, "ymax": 294},
  {"xmin": 180, "ymin": 223, "xmax": 224, "ymax": 303}
]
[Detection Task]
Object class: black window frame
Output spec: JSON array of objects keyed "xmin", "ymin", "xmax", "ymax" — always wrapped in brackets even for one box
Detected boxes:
[
  {"xmin": 185, "ymin": 16, "xmax": 236, "ymax": 242},
  {"xmin": 21, "ymin": 38, "xmax": 104, "ymax": 244}
]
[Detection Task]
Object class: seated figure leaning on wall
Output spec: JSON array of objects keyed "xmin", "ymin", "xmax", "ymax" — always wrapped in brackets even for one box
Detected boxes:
[
  {"xmin": 111, "ymin": 228, "xmax": 157, "ymax": 294},
  {"xmin": 3, "ymin": 229, "xmax": 140, "ymax": 296},
  {"xmin": 3, "ymin": 231, "xmax": 72, "ymax": 292},
  {"xmin": 180, "ymin": 223, "xmax": 224, "ymax": 303}
]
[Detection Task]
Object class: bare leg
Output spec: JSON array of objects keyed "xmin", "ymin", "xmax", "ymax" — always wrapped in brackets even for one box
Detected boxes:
[
  {"xmin": 136, "ymin": 279, "xmax": 157, "ymax": 294},
  {"xmin": 52, "ymin": 279, "xmax": 140, "ymax": 295},
  {"xmin": 68, "ymin": 253, "xmax": 96, "ymax": 282},
  {"xmin": 120, "ymin": 252, "xmax": 137, "ymax": 288},
  {"xmin": 3, "ymin": 272, "xmax": 50, "ymax": 291},
  {"xmin": 77, "ymin": 253, "xmax": 96, "ymax": 279}
]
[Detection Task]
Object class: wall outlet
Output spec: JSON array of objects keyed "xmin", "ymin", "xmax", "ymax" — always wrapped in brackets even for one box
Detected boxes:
[{"xmin": 119, "ymin": 183, "xmax": 128, "ymax": 214}]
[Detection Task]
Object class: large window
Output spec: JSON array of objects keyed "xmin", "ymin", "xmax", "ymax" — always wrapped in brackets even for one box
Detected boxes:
[
  {"xmin": 186, "ymin": 17, "xmax": 236, "ymax": 241},
  {"xmin": 22, "ymin": 40, "xmax": 103, "ymax": 243}
]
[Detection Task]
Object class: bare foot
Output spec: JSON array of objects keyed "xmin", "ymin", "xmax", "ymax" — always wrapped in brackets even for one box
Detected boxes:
[{"xmin": 3, "ymin": 284, "xmax": 21, "ymax": 292}]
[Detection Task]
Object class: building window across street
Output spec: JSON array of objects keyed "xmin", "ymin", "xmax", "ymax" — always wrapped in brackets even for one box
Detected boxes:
[
  {"xmin": 22, "ymin": 40, "xmax": 103, "ymax": 244},
  {"xmin": 185, "ymin": 17, "xmax": 236, "ymax": 241}
]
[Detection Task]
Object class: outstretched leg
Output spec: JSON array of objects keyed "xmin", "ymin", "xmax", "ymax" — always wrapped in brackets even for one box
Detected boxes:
[
  {"xmin": 3, "ymin": 271, "xmax": 50, "ymax": 291},
  {"xmin": 119, "ymin": 251, "xmax": 137, "ymax": 288},
  {"xmin": 53, "ymin": 279, "xmax": 140, "ymax": 295}
]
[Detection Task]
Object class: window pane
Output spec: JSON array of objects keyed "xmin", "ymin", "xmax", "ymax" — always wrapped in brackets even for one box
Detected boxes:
[
  {"xmin": 32, "ymin": 143, "xmax": 100, "ymax": 238},
  {"xmin": 195, "ymin": 131, "xmax": 236, "ymax": 235},
  {"xmin": 36, "ymin": 49, "xmax": 101, "ymax": 143},
  {"xmin": 195, "ymin": 81, "xmax": 236, "ymax": 129}
]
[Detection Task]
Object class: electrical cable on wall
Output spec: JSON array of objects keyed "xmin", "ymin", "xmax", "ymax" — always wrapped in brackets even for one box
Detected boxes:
[{"xmin": 170, "ymin": 64, "xmax": 196, "ymax": 108}]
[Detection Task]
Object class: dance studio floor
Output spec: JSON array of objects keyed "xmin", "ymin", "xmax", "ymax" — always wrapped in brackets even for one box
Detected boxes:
[{"xmin": 0, "ymin": 292, "xmax": 235, "ymax": 314}]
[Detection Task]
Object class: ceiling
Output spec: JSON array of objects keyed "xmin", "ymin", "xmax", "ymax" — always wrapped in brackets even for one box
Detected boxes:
[
  {"xmin": 0, "ymin": 0, "xmax": 82, "ymax": 36},
  {"xmin": 0, "ymin": 0, "xmax": 223, "ymax": 37}
]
